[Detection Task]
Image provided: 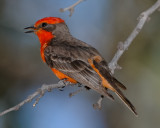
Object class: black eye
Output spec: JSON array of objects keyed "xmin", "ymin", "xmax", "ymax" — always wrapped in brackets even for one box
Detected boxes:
[{"xmin": 42, "ymin": 23, "xmax": 47, "ymax": 27}]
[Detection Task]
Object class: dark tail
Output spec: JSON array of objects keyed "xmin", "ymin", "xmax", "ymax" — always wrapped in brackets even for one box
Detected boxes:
[
  {"xmin": 114, "ymin": 87, "xmax": 138, "ymax": 116},
  {"xmin": 113, "ymin": 77, "xmax": 127, "ymax": 90},
  {"xmin": 92, "ymin": 59, "xmax": 137, "ymax": 116}
]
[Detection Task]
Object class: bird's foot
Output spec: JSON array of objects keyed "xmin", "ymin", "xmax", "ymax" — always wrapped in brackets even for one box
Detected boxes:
[
  {"xmin": 58, "ymin": 79, "xmax": 69, "ymax": 91},
  {"xmin": 84, "ymin": 86, "xmax": 91, "ymax": 90},
  {"xmin": 76, "ymin": 83, "xmax": 82, "ymax": 87}
]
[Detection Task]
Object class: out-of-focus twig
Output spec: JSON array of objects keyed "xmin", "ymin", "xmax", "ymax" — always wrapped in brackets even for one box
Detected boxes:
[
  {"xmin": 69, "ymin": 87, "xmax": 84, "ymax": 97},
  {"xmin": 60, "ymin": 0, "xmax": 85, "ymax": 16},
  {"xmin": 108, "ymin": 0, "xmax": 160, "ymax": 74},
  {"xmin": 93, "ymin": 96, "xmax": 104, "ymax": 110},
  {"xmin": 0, "ymin": 79, "xmax": 112, "ymax": 116},
  {"xmin": 0, "ymin": 83, "xmax": 65, "ymax": 117}
]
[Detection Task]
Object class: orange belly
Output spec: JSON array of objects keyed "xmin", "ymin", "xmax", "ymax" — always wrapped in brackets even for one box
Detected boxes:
[{"xmin": 51, "ymin": 68, "xmax": 77, "ymax": 83}]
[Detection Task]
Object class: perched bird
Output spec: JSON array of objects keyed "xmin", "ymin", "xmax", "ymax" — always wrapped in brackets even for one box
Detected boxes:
[{"xmin": 25, "ymin": 17, "xmax": 137, "ymax": 116}]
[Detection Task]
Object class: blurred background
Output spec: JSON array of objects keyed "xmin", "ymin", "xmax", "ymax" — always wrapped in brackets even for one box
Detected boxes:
[{"xmin": 0, "ymin": 0, "xmax": 160, "ymax": 128}]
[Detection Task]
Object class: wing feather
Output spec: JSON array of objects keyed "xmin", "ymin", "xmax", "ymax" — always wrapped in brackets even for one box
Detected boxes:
[{"xmin": 44, "ymin": 44, "xmax": 101, "ymax": 87}]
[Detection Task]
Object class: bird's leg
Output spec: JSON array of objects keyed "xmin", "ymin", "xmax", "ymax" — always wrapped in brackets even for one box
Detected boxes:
[
  {"xmin": 93, "ymin": 95, "xmax": 104, "ymax": 110},
  {"xmin": 84, "ymin": 86, "xmax": 91, "ymax": 90},
  {"xmin": 77, "ymin": 83, "xmax": 82, "ymax": 87},
  {"xmin": 58, "ymin": 78, "xmax": 77, "ymax": 91},
  {"xmin": 58, "ymin": 86, "xmax": 65, "ymax": 91}
]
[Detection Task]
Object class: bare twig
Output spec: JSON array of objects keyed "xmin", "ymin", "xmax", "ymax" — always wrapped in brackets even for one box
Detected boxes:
[
  {"xmin": 108, "ymin": 0, "xmax": 160, "ymax": 74},
  {"xmin": 0, "ymin": 82, "xmax": 65, "ymax": 116},
  {"xmin": 0, "ymin": 79, "xmax": 112, "ymax": 116},
  {"xmin": 93, "ymin": 96, "xmax": 104, "ymax": 110},
  {"xmin": 69, "ymin": 87, "xmax": 84, "ymax": 97},
  {"xmin": 60, "ymin": 0, "xmax": 85, "ymax": 16}
]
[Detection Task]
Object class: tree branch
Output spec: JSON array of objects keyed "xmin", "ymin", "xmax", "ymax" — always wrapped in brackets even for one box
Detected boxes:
[
  {"xmin": 59, "ymin": 0, "xmax": 85, "ymax": 17},
  {"xmin": 108, "ymin": 0, "xmax": 160, "ymax": 74},
  {"xmin": 0, "ymin": 82, "xmax": 65, "ymax": 116},
  {"xmin": 0, "ymin": 80, "xmax": 113, "ymax": 116}
]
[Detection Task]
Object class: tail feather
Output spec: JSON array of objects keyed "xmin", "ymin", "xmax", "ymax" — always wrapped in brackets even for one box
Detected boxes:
[
  {"xmin": 114, "ymin": 87, "xmax": 138, "ymax": 116},
  {"xmin": 113, "ymin": 78, "xmax": 127, "ymax": 90},
  {"xmin": 91, "ymin": 59, "xmax": 137, "ymax": 116}
]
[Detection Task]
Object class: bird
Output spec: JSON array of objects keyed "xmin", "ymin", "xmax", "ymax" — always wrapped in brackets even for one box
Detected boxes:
[{"xmin": 25, "ymin": 17, "xmax": 137, "ymax": 116}]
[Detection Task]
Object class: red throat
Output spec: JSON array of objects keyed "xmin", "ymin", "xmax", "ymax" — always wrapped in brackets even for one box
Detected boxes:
[
  {"xmin": 36, "ymin": 30, "xmax": 54, "ymax": 62},
  {"xmin": 36, "ymin": 30, "xmax": 54, "ymax": 44}
]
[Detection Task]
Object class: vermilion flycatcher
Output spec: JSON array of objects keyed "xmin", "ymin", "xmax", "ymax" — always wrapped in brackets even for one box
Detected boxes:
[{"xmin": 25, "ymin": 17, "xmax": 137, "ymax": 116}]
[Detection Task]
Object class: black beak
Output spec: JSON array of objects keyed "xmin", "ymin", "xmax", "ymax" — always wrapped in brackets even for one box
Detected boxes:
[{"xmin": 24, "ymin": 26, "xmax": 35, "ymax": 33}]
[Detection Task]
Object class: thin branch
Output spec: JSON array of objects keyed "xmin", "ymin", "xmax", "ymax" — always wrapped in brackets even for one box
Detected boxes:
[
  {"xmin": 0, "ymin": 82, "xmax": 65, "ymax": 116},
  {"xmin": 0, "ymin": 80, "xmax": 112, "ymax": 116},
  {"xmin": 60, "ymin": 0, "xmax": 85, "ymax": 17},
  {"xmin": 69, "ymin": 87, "xmax": 84, "ymax": 97},
  {"xmin": 108, "ymin": 0, "xmax": 160, "ymax": 74},
  {"xmin": 93, "ymin": 96, "xmax": 104, "ymax": 110}
]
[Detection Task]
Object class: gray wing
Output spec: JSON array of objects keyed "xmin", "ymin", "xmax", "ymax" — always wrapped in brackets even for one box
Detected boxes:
[{"xmin": 44, "ymin": 44, "xmax": 102, "ymax": 87}]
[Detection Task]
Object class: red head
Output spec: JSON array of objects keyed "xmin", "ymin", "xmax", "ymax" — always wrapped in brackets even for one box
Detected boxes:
[
  {"xmin": 25, "ymin": 17, "xmax": 65, "ymax": 44},
  {"xmin": 34, "ymin": 17, "xmax": 64, "ymax": 28},
  {"xmin": 25, "ymin": 17, "xmax": 66, "ymax": 62}
]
